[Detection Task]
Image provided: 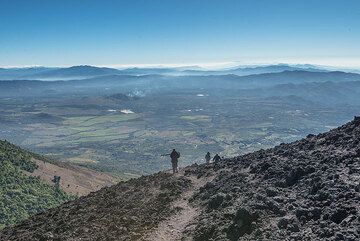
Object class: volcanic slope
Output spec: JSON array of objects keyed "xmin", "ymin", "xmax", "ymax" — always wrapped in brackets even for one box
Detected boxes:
[{"xmin": 2, "ymin": 118, "xmax": 360, "ymax": 240}]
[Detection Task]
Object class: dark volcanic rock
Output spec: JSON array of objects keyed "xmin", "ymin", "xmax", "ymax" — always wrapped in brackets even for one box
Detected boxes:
[
  {"xmin": 183, "ymin": 117, "xmax": 360, "ymax": 240},
  {"xmin": 226, "ymin": 208, "xmax": 258, "ymax": 240}
]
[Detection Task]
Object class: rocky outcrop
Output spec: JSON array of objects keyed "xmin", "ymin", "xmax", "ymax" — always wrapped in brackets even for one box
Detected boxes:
[{"xmin": 185, "ymin": 116, "xmax": 360, "ymax": 240}]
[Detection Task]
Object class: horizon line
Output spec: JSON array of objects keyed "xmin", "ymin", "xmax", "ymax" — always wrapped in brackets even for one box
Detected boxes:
[{"xmin": 1, "ymin": 61, "xmax": 360, "ymax": 70}]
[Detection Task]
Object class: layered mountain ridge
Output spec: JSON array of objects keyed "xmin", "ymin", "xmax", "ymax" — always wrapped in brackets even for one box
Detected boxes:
[{"xmin": 0, "ymin": 64, "xmax": 325, "ymax": 80}]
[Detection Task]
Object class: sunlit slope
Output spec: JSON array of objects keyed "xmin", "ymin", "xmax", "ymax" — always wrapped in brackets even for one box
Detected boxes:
[
  {"xmin": 0, "ymin": 140, "xmax": 118, "ymax": 229},
  {"xmin": 0, "ymin": 140, "xmax": 73, "ymax": 229}
]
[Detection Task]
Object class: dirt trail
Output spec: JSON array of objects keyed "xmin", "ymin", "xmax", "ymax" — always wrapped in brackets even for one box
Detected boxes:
[{"xmin": 143, "ymin": 170, "xmax": 213, "ymax": 241}]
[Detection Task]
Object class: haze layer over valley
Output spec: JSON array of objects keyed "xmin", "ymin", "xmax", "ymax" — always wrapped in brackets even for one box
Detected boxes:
[{"xmin": 1, "ymin": 64, "xmax": 360, "ymax": 178}]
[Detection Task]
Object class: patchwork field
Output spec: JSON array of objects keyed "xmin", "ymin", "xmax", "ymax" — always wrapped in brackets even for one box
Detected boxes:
[{"xmin": 0, "ymin": 90, "xmax": 357, "ymax": 178}]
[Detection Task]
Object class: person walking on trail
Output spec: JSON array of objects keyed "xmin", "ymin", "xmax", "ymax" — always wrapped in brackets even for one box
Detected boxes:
[
  {"xmin": 205, "ymin": 152, "xmax": 211, "ymax": 164},
  {"xmin": 169, "ymin": 149, "xmax": 180, "ymax": 173},
  {"xmin": 213, "ymin": 153, "xmax": 221, "ymax": 163}
]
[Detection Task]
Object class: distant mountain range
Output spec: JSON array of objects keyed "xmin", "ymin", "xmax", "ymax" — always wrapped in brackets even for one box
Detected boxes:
[
  {"xmin": 1, "ymin": 70, "xmax": 360, "ymax": 96},
  {"xmin": 0, "ymin": 66, "xmax": 122, "ymax": 80},
  {"xmin": 1, "ymin": 70, "xmax": 360, "ymax": 107},
  {"xmin": 0, "ymin": 64, "xmax": 333, "ymax": 80},
  {"xmin": 181, "ymin": 64, "xmax": 327, "ymax": 76}
]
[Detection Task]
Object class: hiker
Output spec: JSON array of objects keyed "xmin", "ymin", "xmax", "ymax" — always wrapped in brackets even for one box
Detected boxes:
[
  {"xmin": 205, "ymin": 152, "xmax": 211, "ymax": 164},
  {"xmin": 213, "ymin": 153, "xmax": 221, "ymax": 163},
  {"xmin": 170, "ymin": 149, "xmax": 180, "ymax": 173}
]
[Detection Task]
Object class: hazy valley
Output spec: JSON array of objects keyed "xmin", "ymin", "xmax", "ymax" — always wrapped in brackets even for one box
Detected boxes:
[{"xmin": 1, "ymin": 65, "xmax": 360, "ymax": 179}]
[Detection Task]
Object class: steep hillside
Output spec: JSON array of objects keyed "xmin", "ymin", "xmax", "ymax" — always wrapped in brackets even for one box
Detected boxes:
[
  {"xmin": 1, "ymin": 118, "xmax": 360, "ymax": 240},
  {"xmin": 25, "ymin": 159, "xmax": 117, "ymax": 196},
  {"xmin": 0, "ymin": 140, "xmax": 73, "ymax": 229},
  {"xmin": 0, "ymin": 140, "xmax": 117, "ymax": 230}
]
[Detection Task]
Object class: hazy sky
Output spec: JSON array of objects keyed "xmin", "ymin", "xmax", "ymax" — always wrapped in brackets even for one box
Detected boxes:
[{"xmin": 0, "ymin": 0, "xmax": 359, "ymax": 68}]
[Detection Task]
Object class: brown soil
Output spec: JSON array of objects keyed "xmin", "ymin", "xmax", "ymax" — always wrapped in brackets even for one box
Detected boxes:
[{"xmin": 24, "ymin": 159, "xmax": 118, "ymax": 196}]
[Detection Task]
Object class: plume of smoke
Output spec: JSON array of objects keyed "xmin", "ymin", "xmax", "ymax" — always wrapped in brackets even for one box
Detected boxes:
[{"xmin": 128, "ymin": 89, "xmax": 146, "ymax": 97}]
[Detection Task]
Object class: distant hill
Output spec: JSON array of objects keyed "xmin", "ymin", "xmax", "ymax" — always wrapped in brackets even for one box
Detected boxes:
[
  {"xmin": 261, "ymin": 80, "xmax": 360, "ymax": 105},
  {"xmin": 0, "ymin": 140, "xmax": 117, "ymax": 230},
  {"xmin": 0, "ymin": 67, "xmax": 56, "ymax": 80},
  {"xmin": 2, "ymin": 117, "xmax": 359, "ymax": 240},
  {"xmin": 231, "ymin": 64, "xmax": 325, "ymax": 75},
  {"xmin": 119, "ymin": 67, "xmax": 179, "ymax": 75},
  {"xmin": 180, "ymin": 64, "xmax": 326, "ymax": 76},
  {"xmin": 28, "ymin": 65, "xmax": 121, "ymax": 80},
  {"xmin": 227, "ymin": 70, "xmax": 360, "ymax": 87}
]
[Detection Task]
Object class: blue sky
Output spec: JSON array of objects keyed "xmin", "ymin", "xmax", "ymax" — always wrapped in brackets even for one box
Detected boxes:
[{"xmin": 0, "ymin": 0, "xmax": 359, "ymax": 67}]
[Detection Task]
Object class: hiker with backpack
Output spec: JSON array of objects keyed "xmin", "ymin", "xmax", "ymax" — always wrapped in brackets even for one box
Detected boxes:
[
  {"xmin": 213, "ymin": 153, "xmax": 221, "ymax": 163},
  {"xmin": 170, "ymin": 149, "xmax": 180, "ymax": 173},
  {"xmin": 162, "ymin": 149, "xmax": 180, "ymax": 173},
  {"xmin": 205, "ymin": 152, "xmax": 211, "ymax": 164}
]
